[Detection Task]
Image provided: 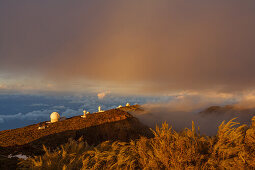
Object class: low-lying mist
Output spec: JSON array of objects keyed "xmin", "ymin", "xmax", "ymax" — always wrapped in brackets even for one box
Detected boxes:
[{"xmin": 133, "ymin": 95, "xmax": 255, "ymax": 136}]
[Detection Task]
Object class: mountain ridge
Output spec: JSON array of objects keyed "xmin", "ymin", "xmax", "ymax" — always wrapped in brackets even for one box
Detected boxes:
[{"xmin": 0, "ymin": 105, "xmax": 152, "ymax": 169}]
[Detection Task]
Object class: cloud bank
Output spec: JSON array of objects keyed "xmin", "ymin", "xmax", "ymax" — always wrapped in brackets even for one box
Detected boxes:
[
  {"xmin": 0, "ymin": 1, "xmax": 255, "ymax": 94},
  {"xmin": 133, "ymin": 93, "xmax": 255, "ymax": 135}
]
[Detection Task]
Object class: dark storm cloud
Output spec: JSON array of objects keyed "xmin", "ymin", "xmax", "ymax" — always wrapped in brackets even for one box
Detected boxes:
[{"xmin": 1, "ymin": 0, "xmax": 255, "ymax": 93}]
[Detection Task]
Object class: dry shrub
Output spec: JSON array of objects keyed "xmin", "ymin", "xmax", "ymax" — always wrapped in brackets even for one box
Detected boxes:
[
  {"xmin": 145, "ymin": 122, "xmax": 209, "ymax": 169},
  {"xmin": 19, "ymin": 117, "xmax": 255, "ymax": 170},
  {"xmin": 19, "ymin": 138, "xmax": 92, "ymax": 170},
  {"xmin": 205, "ymin": 118, "xmax": 248, "ymax": 169}
]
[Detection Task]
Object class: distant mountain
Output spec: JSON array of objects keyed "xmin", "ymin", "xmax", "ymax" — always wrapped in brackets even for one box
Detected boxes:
[
  {"xmin": 198, "ymin": 105, "xmax": 255, "ymax": 130},
  {"xmin": 199, "ymin": 105, "xmax": 254, "ymax": 117},
  {"xmin": 200, "ymin": 105, "xmax": 235, "ymax": 114}
]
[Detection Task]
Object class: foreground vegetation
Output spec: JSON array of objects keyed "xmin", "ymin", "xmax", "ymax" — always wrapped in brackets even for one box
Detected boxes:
[{"xmin": 19, "ymin": 117, "xmax": 255, "ymax": 169}]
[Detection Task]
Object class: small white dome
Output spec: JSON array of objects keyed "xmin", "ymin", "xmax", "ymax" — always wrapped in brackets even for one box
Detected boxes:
[{"xmin": 50, "ymin": 112, "xmax": 60, "ymax": 123}]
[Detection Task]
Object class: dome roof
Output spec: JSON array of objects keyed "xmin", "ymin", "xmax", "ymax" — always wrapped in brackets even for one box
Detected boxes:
[{"xmin": 50, "ymin": 112, "xmax": 60, "ymax": 120}]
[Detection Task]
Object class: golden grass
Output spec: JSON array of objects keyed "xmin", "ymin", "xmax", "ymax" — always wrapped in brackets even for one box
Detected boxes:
[{"xmin": 19, "ymin": 117, "xmax": 255, "ymax": 170}]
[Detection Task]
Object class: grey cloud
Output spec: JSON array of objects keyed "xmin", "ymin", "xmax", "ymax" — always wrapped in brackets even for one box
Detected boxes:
[
  {"xmin": 52, "ymin": 105, "xmax": 66, "ymax": 109},
  {"xmin": 0, "ymin": 108, "xmax": 81, "ymax": 123},
  {"xmin": 0, "ymin": 110, "xmax": 52, "ymax": 121},
  {"xmin": 30, "ymin": 104, "xmax": 50, "ymax": 107},
  {"xmin": 134, "ymin": 94, "xmax": 255, "ymax": 135},
  {"xmin": 1, "ymin": 1, "xmax": 255, "ymax": 93},
  {"xmin": 62, "ymin": 108, "xmax": 83, "ymax": 117}
]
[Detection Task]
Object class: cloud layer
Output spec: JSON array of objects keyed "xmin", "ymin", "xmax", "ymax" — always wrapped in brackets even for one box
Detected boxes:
[
  {"xmin": 133, "ymin": 93, "xmax": 255, "ymax": 135},
  {"xmin": 1, "ymin": 1, "xmax": 255, "ymax": 94}
]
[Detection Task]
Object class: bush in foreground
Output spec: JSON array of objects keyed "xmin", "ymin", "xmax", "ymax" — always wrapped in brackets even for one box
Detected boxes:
[{"xmin": 19, "ymin": 117, "xmax": 255, "ymax": 170}]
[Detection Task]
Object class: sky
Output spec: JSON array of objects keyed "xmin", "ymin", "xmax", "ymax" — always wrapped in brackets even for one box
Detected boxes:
[
  {"xmin": 1, "ymin": 0, "xmax": 255, "ymax": 96},
  {"xmin": 1, "ymin": 1, "xmax": 255, "ymax": 132}
]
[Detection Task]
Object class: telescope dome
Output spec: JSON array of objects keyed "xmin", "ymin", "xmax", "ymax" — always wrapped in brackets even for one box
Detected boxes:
[{"xmin": 50, "ymin": 112, "xmax": 60, "ymax": 123}]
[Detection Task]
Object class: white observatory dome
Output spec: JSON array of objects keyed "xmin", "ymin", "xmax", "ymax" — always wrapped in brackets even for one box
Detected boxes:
[{"xmin": 50, "ymin": 112, "xmax": 60, "ymax": 123}]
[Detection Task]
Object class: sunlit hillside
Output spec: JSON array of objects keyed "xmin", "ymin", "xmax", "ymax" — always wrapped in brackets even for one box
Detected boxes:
[{"xmin": 19, "ymin": 117, "xmax": 255, "ymax": 169}]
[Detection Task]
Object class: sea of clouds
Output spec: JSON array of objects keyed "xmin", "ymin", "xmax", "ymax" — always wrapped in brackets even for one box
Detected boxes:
[
  {"xmin": 134, "ymin": 93, "xmax": 255, "ymax": 136},
  {"xmin": 0, "ymin": 93, "xmax": 170, "ymax": 130},
  {"xmin": 1, "ymin": 92, "xmax": 255, "ymax": 135}
]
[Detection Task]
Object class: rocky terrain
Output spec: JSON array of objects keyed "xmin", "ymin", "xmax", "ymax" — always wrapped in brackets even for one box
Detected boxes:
[{"xmin": 0, "ymin": 105, "xmax": 151, "ymax": 169}]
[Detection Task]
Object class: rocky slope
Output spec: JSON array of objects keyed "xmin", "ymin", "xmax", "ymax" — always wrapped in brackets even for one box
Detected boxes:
[{"xmin": 0, "ymin": 105, "xmax": 152, "ymax": 169}]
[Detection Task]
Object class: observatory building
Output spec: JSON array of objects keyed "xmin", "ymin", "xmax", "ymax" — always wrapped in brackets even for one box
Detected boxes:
[
  {"xmin": 81, "ymin": 110, "xmax": 88, "ymax": 118},
  {"xmin": 50, "ymin": 112, "xmax": 60, "ymax": 123},
  {"xmin": 98, "ymin": 106, "xmax": 104, "ymax": 112}
]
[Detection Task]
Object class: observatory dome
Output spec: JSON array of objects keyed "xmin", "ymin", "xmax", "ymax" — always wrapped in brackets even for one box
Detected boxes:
[{"xmin": 50, "ymin": 112, "xmax": 60, "ymax": 123}]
